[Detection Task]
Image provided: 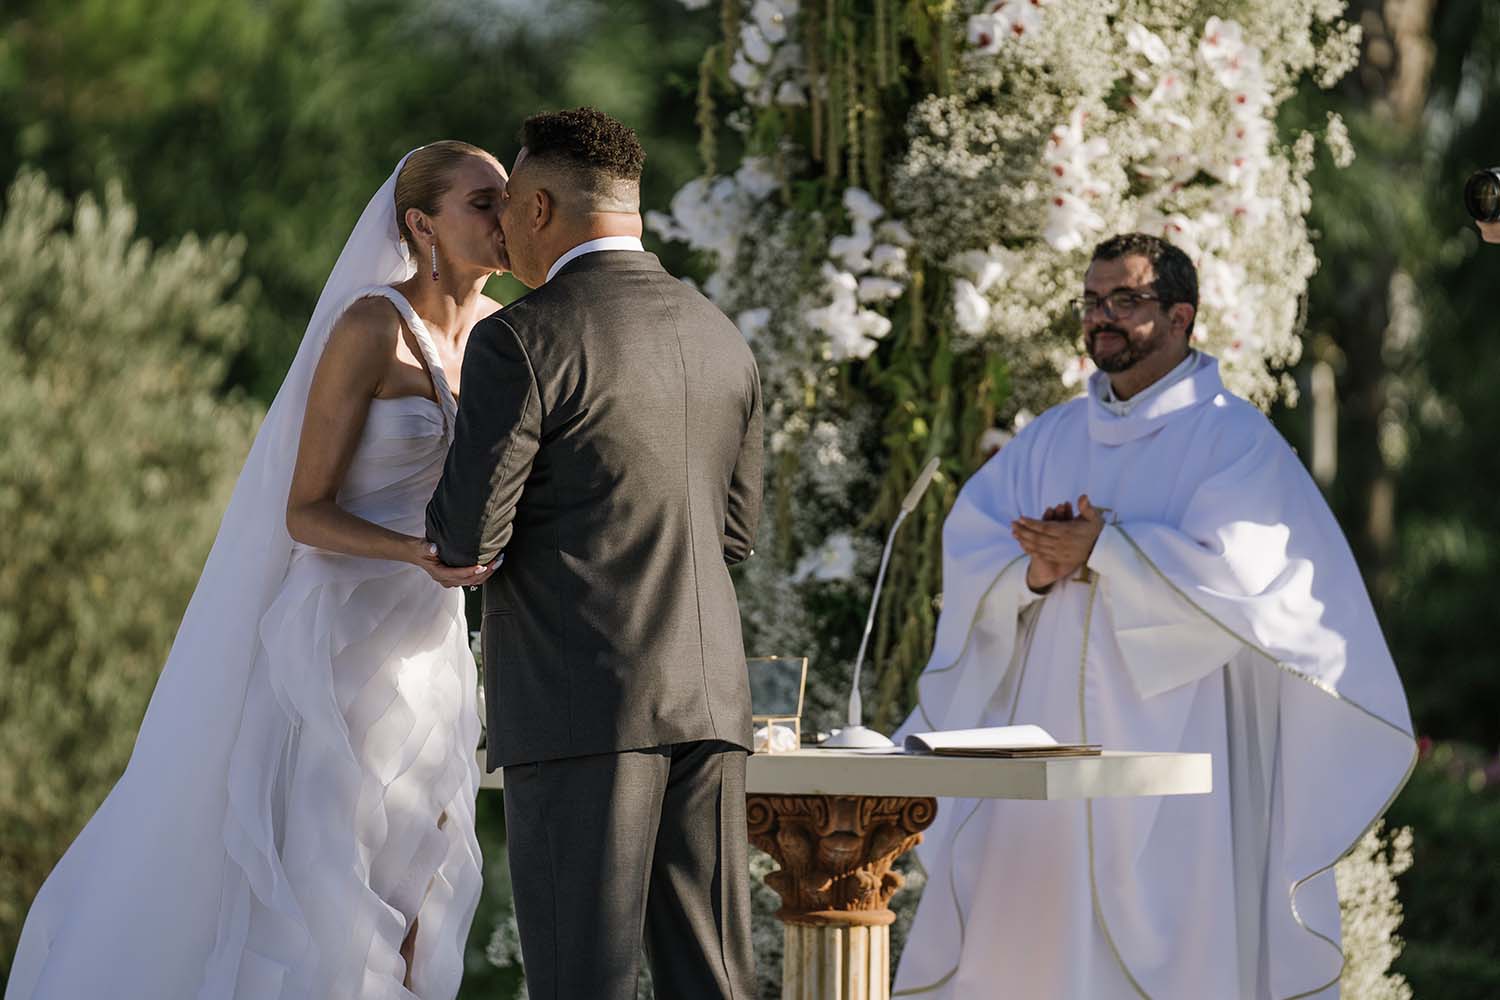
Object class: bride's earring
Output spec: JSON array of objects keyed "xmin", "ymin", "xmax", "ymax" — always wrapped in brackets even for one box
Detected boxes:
[{"xmin": 430, "ymin": 241, "xmax": 439, "ymax": 281}]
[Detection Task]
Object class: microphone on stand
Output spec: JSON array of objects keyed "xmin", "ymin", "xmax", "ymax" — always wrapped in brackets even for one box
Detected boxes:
[{"xmin": 820, "ymin": 456, "xmax": 942, "ymax": 750}]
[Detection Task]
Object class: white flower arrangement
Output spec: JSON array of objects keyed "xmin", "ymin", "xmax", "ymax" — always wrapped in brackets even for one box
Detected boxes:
[
  {"xmin": 727, "ymin": 0, "xmax": 809, "ymax": 108},
  {"xmin": 643, "ymin": 16, "xmax": 1377, "ymax": 985},
  {"xmin": 647, "ymin": 0, "xmax": 1361, "ymax": 704},
  {"xmin": 799, "ymin": 188, "xmax": 915, "ymax": 360}
]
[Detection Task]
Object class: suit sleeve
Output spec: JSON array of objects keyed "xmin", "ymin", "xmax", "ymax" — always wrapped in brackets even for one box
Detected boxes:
[
  {"xmin": 722, "ymin": 363, "xmax": 763, "ymax": 565},
  {"xmin": 426, "ymin": 315, "xmax": 541, "ymax": 566}
]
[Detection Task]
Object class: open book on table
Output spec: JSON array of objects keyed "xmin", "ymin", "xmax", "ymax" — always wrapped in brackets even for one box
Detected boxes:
[{"xmin": 901, "ymin": 725, "xmax": 1101, "ymax": 758}]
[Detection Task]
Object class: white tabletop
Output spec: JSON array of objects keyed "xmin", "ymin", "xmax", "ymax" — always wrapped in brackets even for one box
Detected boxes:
[{"xmin": 479, "ymin": 749, "xmax": 1211, "ymax": 801}]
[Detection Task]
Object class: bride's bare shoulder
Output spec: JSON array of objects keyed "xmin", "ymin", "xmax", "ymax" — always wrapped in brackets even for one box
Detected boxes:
[
  {"xmin": 327, "ymin": 295, "xmax": 403, "ymax": 353},
  {"xmin": 315, "ymin": 296, "xmax": 405, "ymax": 392}
]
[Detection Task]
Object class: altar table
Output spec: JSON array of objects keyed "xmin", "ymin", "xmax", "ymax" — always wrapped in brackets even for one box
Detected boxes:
[{"xmin": 479, "ymin": 749, "xmax": 1211, "ymax": 999}]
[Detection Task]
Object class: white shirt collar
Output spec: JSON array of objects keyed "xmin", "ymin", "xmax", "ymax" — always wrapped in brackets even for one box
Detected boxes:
[
  {"xmin": 545, "ymin": 236, "xmax": 646, "ymax": 283},
  {"xmin": 1098, "ymin": 349, "xmax": 1200, "ymax": 417}
]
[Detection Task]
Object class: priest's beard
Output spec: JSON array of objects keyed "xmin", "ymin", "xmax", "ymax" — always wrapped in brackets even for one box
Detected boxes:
[{"xmin": 1086, "ymin": 323, "xmax": 1171, "ymax": 373}]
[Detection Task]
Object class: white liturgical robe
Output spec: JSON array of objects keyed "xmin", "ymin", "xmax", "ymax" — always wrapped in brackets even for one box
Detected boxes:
[{"xmin": 892, "ymin": 354, "xmax": 1414, "ymax": 1000}]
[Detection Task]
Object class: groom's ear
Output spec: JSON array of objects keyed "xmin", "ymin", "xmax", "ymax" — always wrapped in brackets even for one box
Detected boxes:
[{"xmin": 530, "ymin": 187, "xmax": 554, "ymax": 232}]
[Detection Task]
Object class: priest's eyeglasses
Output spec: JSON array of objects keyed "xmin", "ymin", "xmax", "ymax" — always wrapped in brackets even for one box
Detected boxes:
[{"xmin": 1069, "ymin": 289, "xmax": 1162, "ymax": 321}]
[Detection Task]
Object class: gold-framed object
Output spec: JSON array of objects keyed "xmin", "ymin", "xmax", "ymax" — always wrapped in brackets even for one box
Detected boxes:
[{"xmin": 747, "ymin": 655, "xmax": 808, "ymax": 752}]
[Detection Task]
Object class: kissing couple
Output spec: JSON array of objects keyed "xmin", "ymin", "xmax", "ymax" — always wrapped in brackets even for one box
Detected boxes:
[{"xmin": 8, "ymin": 108, "xmax": 763, "ymax": 1000}]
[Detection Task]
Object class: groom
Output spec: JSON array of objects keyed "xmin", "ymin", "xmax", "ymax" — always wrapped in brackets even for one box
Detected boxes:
[{"xmin": 426, "ymin": 107, "xmax": 761, "ymax": 999}]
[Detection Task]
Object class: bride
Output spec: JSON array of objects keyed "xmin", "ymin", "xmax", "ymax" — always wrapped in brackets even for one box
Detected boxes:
[{"xmin": 7, "ymin": 141, "xmax": 509, "ymax": 1000}]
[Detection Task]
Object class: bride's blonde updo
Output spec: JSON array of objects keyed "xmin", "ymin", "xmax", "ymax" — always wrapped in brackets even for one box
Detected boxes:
[{"xmin": 394, "ymin": 140, "xmax": 494, "ymax": 246}]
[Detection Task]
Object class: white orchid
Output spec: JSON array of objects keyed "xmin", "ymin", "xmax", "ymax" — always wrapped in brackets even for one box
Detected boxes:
[
  {"xmin": 876, "ymin": 219, "xmax": 915, "ymax": 246},
  {"xmin": 1145, "ymin": 211, "xmax": 1229, "ymax": 264},
  {"xmin": 785, "ymin": 192, "xmax": 915, "ymax": 358},
  {"xmin": 869, "ymin": 243, "xmax": 909, "ymax": 277},
  {"xmin": 966, "ymin": 12, "xmax": 1010, "ymax": 54},
  {"xmin": 750, "ymin": 0, "xmax": 796, "ymax": 45},
  {"xmin": 791, "ymin": 532, "xmax": 858, "ymax": 583},
  {"xmin": 804, "ymin": 272, "xmax": 892, "ymax": 361},
  {"xmin": 977, "ymin": 427, "xmax": 1013, "ymax": 455},
  {"xmin": 644, "ymin": 210, "xmax": 686, "ymax": 244},
  {"xmin": 843, "ymin": 187, "xmax": 886, "ymax": 225},
  {"xmin": 1043, "ymin": 109, "xmax": 1110, "ymax": 198},
  {"xmin": 734, "ymin": 156, "xmax": 781, "ymax": 199},
  {"xmin": 1225, "ymin": 72, "xmax": 1273, "ymax": 123},
  {"xmin": 829, "ymin": 226, "xmax": 874, "ymax": 273},
  {"xmin": 967, "ymin": 0, "xmax": 1050, "ymax": 49},
  {"xmin": 1136, "ymin": 126, "xmax": 1200, "ymax": 186},
  {"xmin": 1059, "ymin": 354, "xmax": 1097, "ymax": 391},
  {"xmin": 1125, "ymin": 22, "xmax": 1171, "ymax": 66},
  {"xmin": 1217, "ymin": 187, "xmax": 1275, "ymax": 227},
  {"xmin": 1039, "ymin": 107, "xmax": 1111, "ymax": 258},
  {"xmin": 644, "ymin": 166, "xmax": 781, "ymax": 279},
  {"xmin": 736, "ymin": 307, "xmax": 772, "ymax": 340},
  {"xmin": 1043, "ymin": 191, "xmax": 1106, "ymax": 253},
  {"xmin": 740, "ymin": 23, "xmax": 774, "ymax": 64},
  {"xmin": 953, "ymin": 278, "xmax": 992, "ymax": 335},
  {"xmin": 1210, "ymin": 118, "xmax": 1273, "ymax": 187},
  {"xmin": 1135, "ymin": 70, "xmax": 1188, "ymax": 117},
  {"xmin": 804, "ymin": 265, "xmax": 881, "ymax": 360},
  {"xmin": 951, "ymin": 244, "xmax": 1013, "ymax": 294},
  {"xmin": 1005, "ymin": 0, "xmax": 1050, "ymax": 38},
  {"xmin": 775, "ymin": 80, "xmax": 809, "ymax": 106},
  {"xmin": 858, "ymin": 276, "xmax": 906, "ymax": 303},
  {"xmin": 810, "ymin": 310, "xmax": 885, "ymax": 360},
  {"xmin": 1198, "ymin": 17, "xmax": 1252, "ymax": 86},
  {"xmin": 728, "ymin": 49, "xmax": 762, "ymax": 88}
]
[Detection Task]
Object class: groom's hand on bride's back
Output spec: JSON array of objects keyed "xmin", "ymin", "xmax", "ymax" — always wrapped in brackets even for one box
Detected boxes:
[{"xmin": 408, "ymin": 538, "xmax": 498, "ymax": 588}]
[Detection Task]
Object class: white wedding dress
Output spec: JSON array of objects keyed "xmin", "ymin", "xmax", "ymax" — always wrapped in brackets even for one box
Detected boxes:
[
  {"xmin": 7, "ymin": 159, "xmax": 482, "ymax": 1000},
  {"xmin": 203, "ymin": 286, "xmax": 481, "ymax": 998}
]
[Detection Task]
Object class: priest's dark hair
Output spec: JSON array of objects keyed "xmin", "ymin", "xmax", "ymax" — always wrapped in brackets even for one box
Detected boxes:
[
  {"xmin": 519, "ymin": 107, "xmax": 645, "ymax": 213},
  {"xmin": 1091, "ymin": 233, "xmax": 1198, "ymax": 335}
]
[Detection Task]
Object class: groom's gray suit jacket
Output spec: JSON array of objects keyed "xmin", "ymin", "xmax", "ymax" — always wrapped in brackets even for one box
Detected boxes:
[{"xmin": 426, "ymin": 250, "xmax": 762, "ymax": 770}]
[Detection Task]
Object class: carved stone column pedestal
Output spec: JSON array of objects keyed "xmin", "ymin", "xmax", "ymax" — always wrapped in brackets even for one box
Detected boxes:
[
  {"xmin": 782, "ymin": 923, "xmax": 889, "ymax": 1000},
  {"xmin": 747, "ymin": 794, "xmax": 937, "ymax": 1000}
]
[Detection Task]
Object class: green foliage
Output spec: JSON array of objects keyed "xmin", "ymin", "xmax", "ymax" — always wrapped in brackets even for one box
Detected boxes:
[
  {"xmin": 0, "ymin": 0, "xmax": 719, "ymax": 401},
  {"xmin": 1282, "ymin": 0, "xmax": 1500, "ymax": 747},
  {"xmin": 1381, "ymin": 0, "xmax": 1500, "ymax": 748},
  {"xmin": 1385, "ymin": 743, "xmax": 1500, "ymax": 998},
  {"xmin": 0, "ymin": 170, "xmax": 260, "ymax": 969}
]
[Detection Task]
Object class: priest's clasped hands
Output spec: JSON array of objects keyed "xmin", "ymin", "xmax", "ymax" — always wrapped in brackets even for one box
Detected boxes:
[{"xmin": 1012, "ymin": 495, "xmax": 1105, "ymax": 593}]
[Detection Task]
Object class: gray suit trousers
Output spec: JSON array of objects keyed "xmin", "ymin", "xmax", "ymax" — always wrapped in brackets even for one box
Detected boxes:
[{"xmin": 502, "ymin": 740, "xmax": 755, "ymax": 999}]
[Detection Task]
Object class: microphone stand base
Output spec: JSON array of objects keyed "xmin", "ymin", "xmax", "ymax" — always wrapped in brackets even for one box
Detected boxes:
[{"xmin": 820, "ymin": 725, "xmax": 897, "ymax": 750}]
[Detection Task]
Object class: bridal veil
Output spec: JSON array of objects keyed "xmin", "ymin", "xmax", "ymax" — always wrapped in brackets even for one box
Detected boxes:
[{"xmin": 6, "ymin": 153, "xmax": 428, "ymax": 998}]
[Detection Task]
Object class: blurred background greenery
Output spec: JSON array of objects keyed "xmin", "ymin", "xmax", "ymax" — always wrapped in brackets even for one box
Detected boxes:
[{"xmin": 0, "ymin": 0, "xmax": 1497, "ymax": 996}]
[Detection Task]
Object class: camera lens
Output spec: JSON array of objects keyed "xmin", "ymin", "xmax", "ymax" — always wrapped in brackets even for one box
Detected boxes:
[{"xmin": 1465, "ymin": 168, "xmax": 1500, "ymax": 223}]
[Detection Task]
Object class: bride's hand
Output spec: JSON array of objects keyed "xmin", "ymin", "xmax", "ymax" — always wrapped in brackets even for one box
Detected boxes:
[{"xmin": 409, "ymin": 539, "xmax": 498, "ymax": 588}]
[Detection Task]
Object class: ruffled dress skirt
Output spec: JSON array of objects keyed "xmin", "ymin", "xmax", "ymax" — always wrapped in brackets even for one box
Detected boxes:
[
  {"xmin": 199, "ymin": 392, "xmax": 482, "ymax": 1000},
  {"xmin": 198, "ymin": 541, "xmax": 481, "ymax": 1000}
]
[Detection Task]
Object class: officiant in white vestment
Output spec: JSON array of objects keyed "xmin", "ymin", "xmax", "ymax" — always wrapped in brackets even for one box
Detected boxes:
[{"xmin": 892, "ymin": 234, "xmax": 1414, "ymax": 1000}]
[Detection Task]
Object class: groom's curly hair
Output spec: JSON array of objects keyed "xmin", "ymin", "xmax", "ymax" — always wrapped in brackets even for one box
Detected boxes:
[{"xmin": 520, "ymin": 107, "xmax": 645, "ymax": 211}]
